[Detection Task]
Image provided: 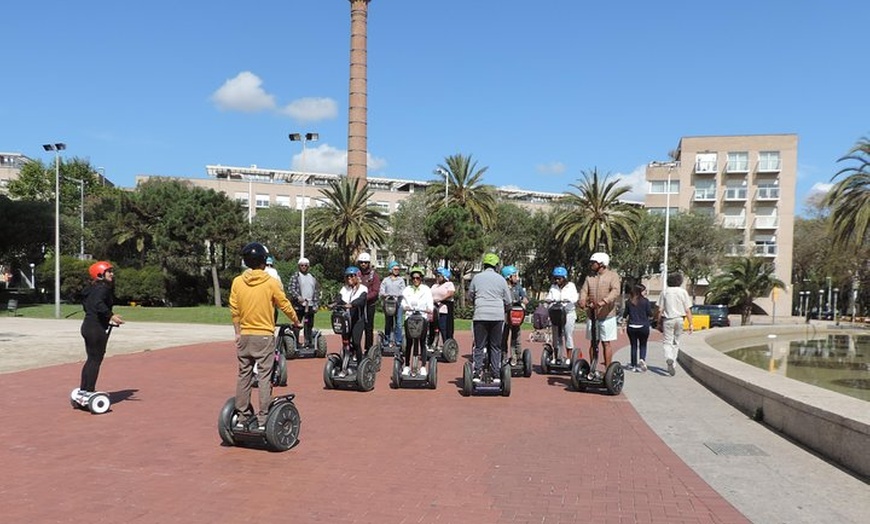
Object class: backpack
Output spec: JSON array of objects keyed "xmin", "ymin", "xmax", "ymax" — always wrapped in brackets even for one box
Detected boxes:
[{"xmin": 532, "ymin": 303, "xmax": 550, "ymax": 330}]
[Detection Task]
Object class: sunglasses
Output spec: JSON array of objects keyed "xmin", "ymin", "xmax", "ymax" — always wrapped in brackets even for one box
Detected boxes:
[{"xmin": 411, "ymin": 275, "xmax": 422, "ymax": 280}]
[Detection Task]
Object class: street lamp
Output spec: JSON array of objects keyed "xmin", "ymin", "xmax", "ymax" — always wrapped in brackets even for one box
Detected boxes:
[
  {"xmin": 29, "ymin": 263, "xmax": 35, "ymax": 290},
  {"xmin": 833, "ymin": 288, "xmax": 839, "ymax": 324},
  {"xmin": 433, "ymin": 168, "xmax": 449, "ymax": 204},
  {"xmin": 289, "ymin": 132, "xmax": 319, "ymax": 259},
  {"xmin": 64, "ymin": 176, "xmax": 85, "ymax": 259},
  {"xmin": 648, "ymin": 161, "xmax": 678, "ymax": 285},
  {"xmin": 817, "ymin": 289, "xmax": 824, "ymax": 320},
  {"xmin": 43, "ymin": 142, "xmax": 66, "ymax": 319}
]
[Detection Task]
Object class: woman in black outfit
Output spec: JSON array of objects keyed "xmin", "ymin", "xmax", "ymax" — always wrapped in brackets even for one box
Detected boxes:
[
  {"xmin": 79, "ymin": 261, "xmax": 124, "ymax": 396},
  {"xmin": 621, "ymin": 284, "xmax": 652, "ymax": 372}
]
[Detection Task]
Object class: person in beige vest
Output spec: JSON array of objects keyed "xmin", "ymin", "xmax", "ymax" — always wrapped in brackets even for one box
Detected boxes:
[{"xmin": 579, "ymin": 252, "xmax": 621, "ymax": 373}]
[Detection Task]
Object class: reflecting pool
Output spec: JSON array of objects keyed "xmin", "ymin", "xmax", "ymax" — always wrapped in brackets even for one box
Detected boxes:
[{"xmin": 726, "ymin": 332, "xmax": 870, "ymax": 402}]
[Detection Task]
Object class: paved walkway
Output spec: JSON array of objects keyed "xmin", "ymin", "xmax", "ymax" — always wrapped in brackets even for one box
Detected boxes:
[{"xmin": 0, "ymin": 318, "xmax": 866, "ymax": 523}]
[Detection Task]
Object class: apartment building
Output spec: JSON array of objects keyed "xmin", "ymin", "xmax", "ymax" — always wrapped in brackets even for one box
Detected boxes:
[
  {"xmin": 0, "ymin": 152, "xmax": 31, "ymax": 195},
  {"xmin": 645, "ymin": 134, "xmax": 797, "ymax": 316}
]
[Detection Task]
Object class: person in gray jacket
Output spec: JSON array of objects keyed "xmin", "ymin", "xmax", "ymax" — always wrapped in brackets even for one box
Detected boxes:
[{"xmin": 467, "ymin": 253, "xmax": 512, "ymax": 382}]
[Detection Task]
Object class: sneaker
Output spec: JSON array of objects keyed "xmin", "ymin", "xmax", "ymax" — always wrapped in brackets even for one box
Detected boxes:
[
  {"xmin": 419, "ymin": 366, "xmax": 428, "ymax": 376},
  {"xmin": 632, "ymin": 366, "xmax": 642, "ymax": 373},
  {"xmin": 510, "ymin": 357, "xmax": 518, "ymax": 366},
  {"xmin": 564, "ymin": 358, "xmax": 571, "ymax": 366},
  {"xmin": 338, "ymin": 370, "xmax": 347, "ymax": 378},
  {"xmin": 402, "ymin": 366, "xmax": 411, "ymax": 376},
  {"xmin": 492, "ymin": 378, "xmax": 501, "ymax": 384},
  {"xmin": 472, "ymin": 371, "xmax": 482, "ymax": 383},
  {"xmin": 624, "ymin": 364, "xmax": 634, "ymax": 372},
  {"xmin": 667, "ymin": 359, "xmax": 676, "ymax": 376},
  {"xmin": 639, "ymin": 359, "xmax": 647, "ymax": 372}
]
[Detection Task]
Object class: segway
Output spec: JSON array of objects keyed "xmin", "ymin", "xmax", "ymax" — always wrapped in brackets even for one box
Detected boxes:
[
  {"xmin": 570, "ymin": 310, "xmax": 624, "ymax": 395},
  {"xmin": 427, "ymin": 303, "xmax": 459, "ymax": 363},
  {"xmin": 505, "ymin": 304, "xmax": 533, "ymax": 377},
  {"xmin": 252, "ymin": 334, "xmax": 288, "ymax": 389},
  {"xmin": 217, "ymin": 394, "xmax": 301, "ymax": 452},
  {"xmin": 540, "ymin": 300, "xmax": 580, "ymax": 374},
  {"xmin": 278, "ymin": 305, "xmax": 327, "ymax": 359},
  {"xmin": 376, "ymin": 295, "xmax": 402, "ymax": 357},
  {"xmin": 323, "ymin": 305, "xmax": 377, "ymax": 392},
  {"xmin": 392, "ymin": 309, "xmax": 438, "ymax": 389},
  {"xmin": 462, "ymin": 333, "xmax": 511, "ymax": 397},
  {"xmin": 69, "ymin": 323, "xmax": 118, "ymax": 414}
]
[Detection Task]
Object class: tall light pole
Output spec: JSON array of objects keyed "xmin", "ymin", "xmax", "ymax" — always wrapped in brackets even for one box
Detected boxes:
[
  {"xmin": 433, "ymin": 168, "xmax": 449, "ymax": 204},
  {"xmin": 64, "ymin": 176, "xmax": 85, "ymax": 259},
  {"xmin": 289, "ymin": 132, "xmax": 319, "ymax": 259},
  {"xmin": 43, "ymin": 142, "xmax": 66, "ymax": 319},
  {"xmin": 649, "ymin": 161, "xmax": 677, "ymax": 286}
]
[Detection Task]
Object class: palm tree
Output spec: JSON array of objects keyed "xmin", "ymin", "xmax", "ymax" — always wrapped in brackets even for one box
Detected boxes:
[
  {"xmin": 429, "ymin": 154, "xmax": 497, "ymax": 229},
  {"xmin": 824, "ymin": 137, "xmax": 870, "ymax": 247},
  {"xmin": 553, "ymin": 168, "xmax": 642, "ymax": 253},
  {"xmin": 706, "ymin": 256, "xmax": 785, "ymax": 326},
  {"xmin": 307, "ymin": 178, "xmax": 388, "ymax": 264}
]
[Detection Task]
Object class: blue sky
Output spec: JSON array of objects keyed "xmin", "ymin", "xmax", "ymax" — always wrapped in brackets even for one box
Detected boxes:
[{"xmin": 2, "ymin": 1, "xmax": 867, "ymax": 214}]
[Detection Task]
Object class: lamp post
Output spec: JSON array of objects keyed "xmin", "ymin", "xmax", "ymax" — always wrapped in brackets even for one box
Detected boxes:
[
  {"xmin": 833, "ymin": 288, "xmax": 839, "ymax": 324},
  {"xmin": 289, "ymin": 132, "xmax": 319, "ymax": 259},
  {"xmin": 43, "ymin": 142, "xmax": 66, "ymax": 319},
  {"xmin": 29, "ymin": 263, "xmax": 35, "ymax": 290},
  {"xmin": 64, "ymin": 176, "xmax": 85, "ymax": 259},
  {"xmin": 648, "ymin": 161, "xmax": 678, "ymax": 286},
  {"xmin": 817, "ymin": 289, "xmax": 824, "ymax": 320},
  {"xmin": 434, "ymin": 168, "xmax": 449, "ymax": 205}
]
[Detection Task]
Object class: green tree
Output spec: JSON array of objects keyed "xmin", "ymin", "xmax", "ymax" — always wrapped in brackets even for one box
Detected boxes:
[
  {"xmin": 486, "ymin": 202, "xmax": 535, "ymax": 268},
  {"xmin": 554, "ymin": 168, "xmax": 642, "ymax": 253},
  {"xmin": 429, "ymin": 154, "xmax": 497, "ymax": 228},
  {"xmin": 706, "ymin": 256, "xmax": 786, "ymax": 326},
  {"xmin": 307, "ymin": 178, "xmax": 388, "ymax": 265},
  {"xmin": 250, "ymin": 207, "xmax": 301, "ymax": 262},
  {"xmin": 0, "ymin": 195, "xmax": 52, "ymax": 268},
  {"xmin": 668, "ymin": 211, "xmax": 736, "ymax": 300},
  {"xmin": 612, "ymin": 211, "xmax": 664, "ymax": 288},
  {"xmin": 387, "ymin": 191, "xmax": 429, "ymax": 265},
  {"xmin": 424, "ymin": 205, "xmax": 486, "ymax": 307},
  {"xmin": 824, "ymin": 137, "xmax": 870, "ymax": 247}
]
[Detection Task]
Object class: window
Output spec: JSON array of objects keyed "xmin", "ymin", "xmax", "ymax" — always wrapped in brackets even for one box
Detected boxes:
[
  {"xmin": 647, "ymin": 207, "xmax": 678, "ymax": 216},
  {"xmin": 649, "ymin": 180, "xmax": 679, "ymax": 194},
  {"xmin": 373, "ymin": 201, "xmax": 391, "ymax": 214},
  {"xmin": 695, "ymin": 153, "xmax": 717, "ymax": 173},
  {"xmin": 255, "ymin": 194, "xmax": 270, "ymax": 208},
  {"xmin": 758, "ymin": 151, "xmax": 781, "ymax": 172},
  {"xmin": 756, "ymin": 185, "xmax": 780, "ymax": 200},
  {"xmin": 295, "ymin": 196, "xmax": 313, "ymax": 210},
  {"xmin": 726, "ymin": 152, "xmax": 749, "ymax": 172},
  {"xmin": 234, "ymin": 192, "xmax": 249, "ymax": 205},
  {"xmin": 724, "ymin": 184, "xmax": 747, "ymax": 200},
  {"xmin": 275, "ymin": 195, "xmax": 291, "ymax": 207},
  {"xmin": 693, "ymin": 180, "xmax": 716, "ymax": 201}
]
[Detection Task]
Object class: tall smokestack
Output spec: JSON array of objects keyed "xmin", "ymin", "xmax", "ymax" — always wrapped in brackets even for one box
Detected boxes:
[{"xmin": 347, "ymin": 0, "xmax": 370, "ymax": 184}]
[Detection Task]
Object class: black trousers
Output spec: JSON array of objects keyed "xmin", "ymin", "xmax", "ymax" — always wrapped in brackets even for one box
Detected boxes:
[{"xmin": 80, "ymin": 321, "xmax": 108, "ymax": 391}]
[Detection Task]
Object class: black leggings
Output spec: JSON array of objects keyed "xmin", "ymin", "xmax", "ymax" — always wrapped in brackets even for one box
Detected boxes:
[
  {"xmin": 80, "ymin": 321, "xmax": 108, "ymax": 391},
  {"xmin": 404, "ymin": 317, "xmax": 429, "ymax": 365}
]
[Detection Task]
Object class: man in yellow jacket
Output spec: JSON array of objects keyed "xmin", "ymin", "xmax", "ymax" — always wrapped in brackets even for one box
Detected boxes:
[{"xmin": 230, "ymin": 242, "xmax": 300, "ymax": 430}]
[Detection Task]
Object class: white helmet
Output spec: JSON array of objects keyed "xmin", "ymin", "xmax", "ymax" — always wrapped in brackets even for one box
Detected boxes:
[
  {"xmin": 298, "ymin": 257, "xmax": 310, "ymax": 265},
  {"xmin": 357, "ymin": 252, "xmax": 372, "ymax": 262},
  {"xmin": 590, "ymin": 252, "xmax": 610, "ymax": 267}
]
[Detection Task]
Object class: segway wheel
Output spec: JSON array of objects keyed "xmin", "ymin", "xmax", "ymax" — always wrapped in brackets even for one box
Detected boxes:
[
  {"xmin": 357, "ymin": 358, "xmax": 376, "ymax": 392},
  {"xmin": 571, "ymin": 359, "xmax": 591, "ymax": 392},
  {"xmin": 428, "ymin": 357, "xmax": 438, "ymax": 390},
  {"xmin": 462, "ymin": 361, "xmax": 473, "ymax": 397},
  {"xmin": 570, "ymin": 348, "xmax": 581, "ymax": 364},
  {"xmin": 264, "ymin": 400, "xmax": 301, "ymax": 451},
  {"xmin": 88, "ymin": 393, "xmax": 111, "ymax": 414},
  {"xmin": 314, "ymin": 334, "xmax": 327, "ymax": 358},
  {"xmin": 604, "ymin": 362, "xmax": 625, "ymax": 396},
  {"xmin": 540, "ymin": 345, "xmax": 552, "ymax": 374},
  {"xmin": 323, "ymin": 354, "xmax": 340, "ymax": 389},
  {"xmin": 271, "ymin": 353, "xmax": 288, "ymax": 388},
  {"xmin": 442, "ymin": 339, "xmax": 459, "ymax": 363},
  {"xmin": 522, "ymin": 349, "xmax": 532, "ymax": 378},
  {"xmin": 70, "ymin": 388, "xmax": 81, "ymax": 409},
  {"xmin": 282, "ymin": 334, "xmax": 297, "ymax": 359},
  {"xmin": 366, "ymin": 345, "xmax": 382, "ymax": 372},
  {"xmin": 500, "ymin": 364, "xmax": 511, "ymax": 397},
  {"xmin": 217, "ymin": 397, "xmax": 237, "ymax": 446},
  {"xmin": 391, "ymin": 357, "xmax": 402, "ymax": 389}
]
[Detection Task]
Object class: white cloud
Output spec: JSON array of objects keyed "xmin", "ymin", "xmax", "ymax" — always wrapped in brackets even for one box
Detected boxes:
[
  {"xmin": 211, "ymin": 71, "xmax": 276, "ymax": 112},
  {"xmin": 809, "ymin": 182, "xmax": 832, "ymax": 195},
  {"xmin": 280, "ymin": 97, "xmax": 339, "ymax": 122},
  {"xmin": 613, "ymin": 165, "xmax": 648, "ymax": 203},
  {"xmin": 535, "ymin": 161, "xmax": 566, "ymax": 175},
  {"xmin": 293, "ymin": 144, "xmax": 387, "ymax": 174}
]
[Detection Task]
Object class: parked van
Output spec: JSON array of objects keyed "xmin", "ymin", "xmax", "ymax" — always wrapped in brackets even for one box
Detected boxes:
[{"xmin": 691, "ymin": 304, "xmax": 730, "ymax": 327}]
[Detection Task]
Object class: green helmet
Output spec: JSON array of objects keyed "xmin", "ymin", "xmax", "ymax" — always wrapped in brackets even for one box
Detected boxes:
[
  {"xmin": 482, "ymin": 253, "xmax": 500, "ymax": 267},
  {"xmin": 409, "ymin": 266, "xmax": 425, "ymax": 278}
]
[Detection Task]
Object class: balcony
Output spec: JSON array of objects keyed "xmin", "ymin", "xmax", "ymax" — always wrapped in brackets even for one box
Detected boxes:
[
  {"xmin": 695, "ymin": 161, "xmax": 717, "ymax": 174},
  {"xmin": 756, "ymin": 186, "xmax": 780, "ymax": 200},
  {"xmin": 753, "ymin": 216, "xmax": 778, "ymax": 229},
  {"xmin": 757, "ymin": 159, "xmax": 781, "ymax": 173},
  {"xmin": 725, "ymin": 244, "xmax": 747, "ymax": 257},
  {"xmin": 693, "ymin": 188, "xmax": 717, "ymax": 201},
  {"xmin": 724, "ymin": 187, "xmax": 748, "ymax": 201},
  {"xmin": 726, "ymin": 160, "xmax": 749, "ymax": 173},
  {"xmin": 723, "ymin": 217, "xmax": 746, "ymax": 229},
  {"xmin": 754, "ymin": 243, "xmax": 777, "ymax": 256}
]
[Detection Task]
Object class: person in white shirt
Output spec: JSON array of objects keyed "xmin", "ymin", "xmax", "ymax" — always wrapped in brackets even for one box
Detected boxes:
[
  {"xmin": 545, "ymin": 266, "xmax": 579, "ymax": 362},
  {"xmin": 338, "ymin": 266, "xmax": 368, "ymax": 368},
  {"xmin": 656, "ymin": 272, "xmax": 694, "ymax": 376},
  {"xmin": 400, "ymin": 266, "xmax": 434, "ymax": 376}
]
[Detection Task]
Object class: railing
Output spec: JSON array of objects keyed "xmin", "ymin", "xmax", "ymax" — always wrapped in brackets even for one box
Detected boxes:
[
  {"xmin": 695, "ymin": 161, "xmax": 717, "ymax": 173},
  {"xmin": 724, "ymin": 187, "xmax": 748, "ymax": 200},
  {"xmin": 753, "ymin": 216, "xmax": 778, "ymax": 229},
  {"xmin": 723, "ymin": 217, "xmax": 746, "ymax": 229},
  {"xmin": 726, "ymin": 160, "xmax": 749, "ymax": 172},
  {"xmin": 754, "ymin": 243, "xmax": 777, "ymax": 256},
  {"xmin": 757, "ymin": 159, "xmax": 781, "ymax": 172},
  {"xmin": 725, "ymin": 245, "xmax": 746, "ymax": 256},
  {"xmin": 693, "ymin": 188, "xmax": 717, "ymax": 201}
]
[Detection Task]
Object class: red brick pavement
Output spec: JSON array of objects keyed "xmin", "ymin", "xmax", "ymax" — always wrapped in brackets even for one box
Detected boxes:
[{"xmin": 0, "ymin": 330, "xmax": 747, "ymax": 523}]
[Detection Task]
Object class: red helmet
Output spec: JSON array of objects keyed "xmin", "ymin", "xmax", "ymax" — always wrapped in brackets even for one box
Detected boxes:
[{"xmin": 89, "ymin": 261, "xmax": 113, "ymax": 280}]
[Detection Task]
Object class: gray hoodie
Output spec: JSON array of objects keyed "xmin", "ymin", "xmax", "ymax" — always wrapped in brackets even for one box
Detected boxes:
[{"xmin": 468, "ymin": 268, "xmax": 512, "ymax": 321}]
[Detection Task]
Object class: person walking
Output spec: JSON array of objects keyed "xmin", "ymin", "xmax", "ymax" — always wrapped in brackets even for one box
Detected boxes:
[
  {"xmin": 287, "ymin": 257, "xmax": 321, "ymax": 348},
  {"xmin": 622, "ymin": 284, "xmax": 652, "ymax": 372},
  {"xmin": 77, "ymin": 261, "xmax": 124, "ymax": 400},
  {"xmin": 356, "ymin": 252, "xmax": 380, "ymax": 350},
  {"xmin": 230, "ymin": 242, "xmax": 300, "ymax": 430},
  {"xmin": 467, "ymin": 253, "xmax": 512, "ymax": 382},
  {"xmin": 657, "ymin": 272, "xmax": 694, "ymax": 376},
  {"xmin": 579, "ymin": 252, "xmax": 622, "ymax": 372},
  {"xmin": 378, "ymin": 261, "xmax": 405, "ymax": 348}
]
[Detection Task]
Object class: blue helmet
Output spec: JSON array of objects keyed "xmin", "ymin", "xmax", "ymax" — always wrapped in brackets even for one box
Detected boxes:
[
  {"xmin": 387, "ymin": 261, "xmax": 399, "ymax": 270},
  {"xmin": 344, "ymin": 266, "xmax": 360, "ymax": 276},
  {"xmin": 501, "ymin": 265, "xmax": 518, "ymax": 278},
  {"xmin": 437, "ymin": 267, "xmax": 451, "ymax": 279},
  {"xmin": 552, "ymin": 266, "xmax": 568, "ymax": 278}
]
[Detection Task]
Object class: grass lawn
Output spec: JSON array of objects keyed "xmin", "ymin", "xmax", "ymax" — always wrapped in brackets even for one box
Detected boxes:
[{"xmin": 12, "ymin": 303, "xmax": 472, "ymax": 331}]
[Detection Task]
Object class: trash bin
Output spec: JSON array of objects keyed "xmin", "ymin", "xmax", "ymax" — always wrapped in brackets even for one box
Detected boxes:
[{"xmin": 7, "ymin": 298, "xmax": 18, "ymax": 316}]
